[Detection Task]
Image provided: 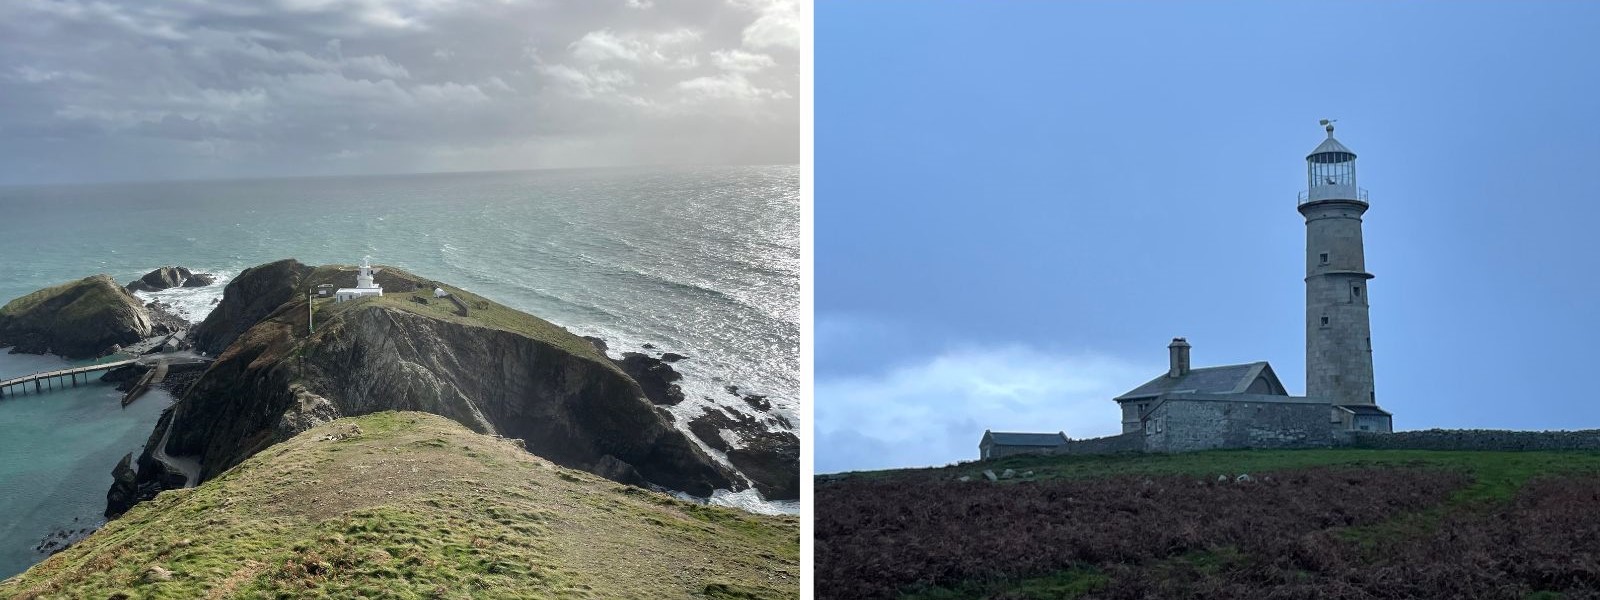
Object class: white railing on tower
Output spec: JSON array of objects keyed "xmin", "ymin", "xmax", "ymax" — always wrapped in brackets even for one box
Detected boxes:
[{"xmin": 1298, "ymin": 186, "xmax": 1368, "ymax": 205}]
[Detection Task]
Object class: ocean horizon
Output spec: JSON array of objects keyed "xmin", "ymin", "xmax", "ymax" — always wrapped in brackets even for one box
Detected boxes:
[{"xmin": 0, "ymin": 163, "xmax": 799, "ymax": 579}]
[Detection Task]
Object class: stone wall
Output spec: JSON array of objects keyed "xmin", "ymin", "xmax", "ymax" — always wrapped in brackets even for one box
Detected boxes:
[
  {"xmin": 984, "ymin": 444, "xmax": 1061, "ymax": 459},
  {"xmin": 1146, "ymin": 394, "xmax": 1332, "ymax": 453},
  {"xmin": 1055, "ymin": 431, "xmax": 1144, "ymax": 455},
  {"xmin": 1338, "ymin": 429, "xmax": 1600, "ymax": 451}
]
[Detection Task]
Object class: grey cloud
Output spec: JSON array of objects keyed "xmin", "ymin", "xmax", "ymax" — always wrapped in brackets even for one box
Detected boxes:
[{"xmin": 0, "ymin": 0, "xmax": 798, "ymax": 184}]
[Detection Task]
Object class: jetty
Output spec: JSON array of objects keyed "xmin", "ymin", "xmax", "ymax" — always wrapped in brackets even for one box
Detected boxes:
[{"xmin": 0, "ymin": 351, "xmax": 210, "ymax": 399}]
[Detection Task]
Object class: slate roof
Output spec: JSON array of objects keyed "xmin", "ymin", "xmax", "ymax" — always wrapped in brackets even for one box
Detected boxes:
[
  {"xmin": 1114, "ymin": 362, "xmax": 1273, "ymax": 401},
  {"xmin": 983, "ymin": 431, "xmax": 1068, "ymax": 447},
  {"xmin": 1336, "ymin": 404, "xmax": 1392, "ymax": 416}
]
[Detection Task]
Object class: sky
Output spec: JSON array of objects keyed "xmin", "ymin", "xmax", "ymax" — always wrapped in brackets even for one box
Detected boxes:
[
  {"xmin": 815, "ymin": 1, "xmax": 1600, "ymax": 473},
  {"xmin": 0, "ymin": 0, "xmax": 798, "ymax": 185}
]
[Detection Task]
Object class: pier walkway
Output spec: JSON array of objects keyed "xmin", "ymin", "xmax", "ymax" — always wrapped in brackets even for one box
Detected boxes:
[{"xmin": 0, "ymin": 351, "xmax": 210, "ymax": 399}]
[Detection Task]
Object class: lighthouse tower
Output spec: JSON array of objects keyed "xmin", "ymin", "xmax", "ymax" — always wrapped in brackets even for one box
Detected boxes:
[
  {"xmin": 1300, "ymin": 122, "xmax": 1389, "ymax": 431},
  {"xmin": 335, "ymin": 256, "xmax": 385, "ymax": 303}
]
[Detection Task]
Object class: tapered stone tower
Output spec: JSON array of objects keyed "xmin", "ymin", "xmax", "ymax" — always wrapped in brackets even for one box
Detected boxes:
[{"xmin": 1299, "ymin": 121, "xmax": 1376, "ymax": 409}]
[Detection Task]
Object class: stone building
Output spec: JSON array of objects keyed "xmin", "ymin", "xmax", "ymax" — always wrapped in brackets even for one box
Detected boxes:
[
  {"xmin": 979, "ymin": 430, "xmax": 1069, "ymax": 459},
  {"xmin": 977, "ymin": 123, "xmax": 1395, "ymax": 458},
  {"xmin": 1112, "ymin": 338, "xmax": 1335, "ymax": 453}
]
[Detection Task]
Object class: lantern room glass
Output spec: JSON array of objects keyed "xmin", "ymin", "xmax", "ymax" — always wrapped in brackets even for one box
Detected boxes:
[{"xmin": 1307, "ymin": 151, "xmax": 1356, "ymax": 191}]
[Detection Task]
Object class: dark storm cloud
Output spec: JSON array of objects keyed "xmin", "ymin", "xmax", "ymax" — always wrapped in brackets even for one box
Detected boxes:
[{"xmin": 0, "ymin": 0, "xmax": 799, "ymax": 184}]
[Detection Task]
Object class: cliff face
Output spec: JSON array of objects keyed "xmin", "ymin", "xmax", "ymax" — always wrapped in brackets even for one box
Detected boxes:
[
  {"xmin": 0, "ymin": 275, "xmax": 152, "ymax": 358},
  {"xmin": 190, "ymin": 259, "xmax": 313, "ymax": 355},
  {"xmin": 138, "ymin": 261, "xmax": 736, "ymax": 502}
]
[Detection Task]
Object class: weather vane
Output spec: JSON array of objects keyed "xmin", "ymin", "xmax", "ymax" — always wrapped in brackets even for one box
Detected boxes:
[{"xmin": 1319, "ymin": 118, "xmax": 1337, "ymax": 135}]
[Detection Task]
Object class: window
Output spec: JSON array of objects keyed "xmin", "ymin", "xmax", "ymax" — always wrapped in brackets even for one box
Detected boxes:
[
  {"xmin": 1319, "ymin": 252, "xmax": 1329, "ymax": 264},
  {"xmin": 1320, "ymin": 316, "xmax": 1330, "ymax": 326},
  {"xmin": 1156, "ymin": 419, "xmax": 1164, "ymax": 433},
  {"xmin": 1359, "ymin": 425, "xmax": 1371, "ymax": 431},
  {"xmin": 1138, "ymin": 403, "xmax": 1149, "ymax": 415},
  {"xmin": 1352, "ymin": 286, "xmax": 1361, "ymax": 297}
]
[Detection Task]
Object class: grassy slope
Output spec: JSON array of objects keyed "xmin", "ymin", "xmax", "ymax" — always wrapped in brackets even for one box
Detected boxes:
[
  {"xmin": 301, "ymin": 265, "xmax": 617, "ymax": 373},
  {"xmin": 0, "ymin": 275, "xmax": 132, "ymax": 325},
  {"xmin": 2, "ymin": 412, "xmax": 798, "ymax": 599},
  {"xmin": 832, "ymin": 448, "xmax": 1600, "ymax": 600}
]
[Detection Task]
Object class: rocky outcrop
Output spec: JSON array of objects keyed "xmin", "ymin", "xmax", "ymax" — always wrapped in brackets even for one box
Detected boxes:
[
  {"xmin": 688, "ymin": 408, "xmax": 800, "ymax": 500},
  {"xmin": 125, "ymin": 266, "xmax": 192, "ymax": 292},
  {"xmin": 190, "ymin": 259, "xmax": 314, "ymax": 355},
  {"xmin": 0, "ymin": 275, "xmax": 153, "ymax": 359},
  {"xmin": 182, "ymin": 273, "xmax": 216, "ymax": 288},
  {"xmin": 615, "ymin": 352, "xmax": 686, "ymax": 406},
  {"xmin": 125, "ymin": 261, "xmax": 737, "ymax": 513}
]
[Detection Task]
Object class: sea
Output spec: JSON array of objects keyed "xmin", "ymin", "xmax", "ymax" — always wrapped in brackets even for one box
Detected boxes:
[{"xmin": 0, "ymin": 165, "xmax": 799, "ymax": 579}]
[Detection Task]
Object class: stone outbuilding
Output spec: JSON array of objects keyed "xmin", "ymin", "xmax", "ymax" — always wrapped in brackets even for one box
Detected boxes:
[
  {"xmin": 979, "ymin": 430, "xmax": 1069, "ymax": 459},
  {"xmin": 1110, "ymin": 338, "xmax": 1334, "ymax": 453}
]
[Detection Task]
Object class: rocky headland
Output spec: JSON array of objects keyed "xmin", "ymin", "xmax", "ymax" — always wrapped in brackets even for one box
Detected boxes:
[
  {"xmin": 108, "ymin": 258, "xmax": 795, "ymax": 521},
  {"xmin": 0, "ymin": 275, "xmax": 155, "ymax": 359}
]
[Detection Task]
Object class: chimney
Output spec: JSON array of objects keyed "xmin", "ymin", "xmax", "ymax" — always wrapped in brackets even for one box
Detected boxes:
[{"xmin": 1168, "ymin": 337, "xmax": 1191, "ymax": 378}]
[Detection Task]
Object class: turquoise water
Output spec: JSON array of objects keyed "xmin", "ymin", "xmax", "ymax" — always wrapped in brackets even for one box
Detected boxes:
[
  {"xmin": 0, "ymin": 354, "xmax": 175, "ymax": 579},
  {"xmin": 0, "ymin": 165, "xmax": 799, "ymax": 578}
]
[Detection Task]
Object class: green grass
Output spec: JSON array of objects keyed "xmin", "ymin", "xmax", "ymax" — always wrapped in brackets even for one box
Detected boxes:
[
  {"xmin": 0, "ymin": 274, "xmax": 135, "ymax": 324},
  {"xmin": 898, "ymin": 567, "xmax": 1109, "ymax": 600},
  {"xmin": 852, "ymin": 448, "xmax": 1600, "ymax": 503},
  {"xmin": 2, "ymin": 412, "xmax": 798, "ymax": 599},
  {"xmin": 299, "ymin": 265, "xmax": 616, "ymax": 371}
]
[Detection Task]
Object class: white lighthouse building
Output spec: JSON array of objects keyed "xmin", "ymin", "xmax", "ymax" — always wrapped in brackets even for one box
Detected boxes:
[{"xmin": 335, "ymin": 256, "xmax": 384, "ymax": 303}]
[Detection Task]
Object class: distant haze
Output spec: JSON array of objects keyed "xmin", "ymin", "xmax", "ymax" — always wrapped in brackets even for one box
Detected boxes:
[{"xmin": 0, "ymin": 0, "xmax": 798, "ymax": 185}]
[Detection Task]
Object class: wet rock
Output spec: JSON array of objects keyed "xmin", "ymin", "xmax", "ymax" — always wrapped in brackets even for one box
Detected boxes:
[
  {"xmin": 613, "ymin": 352, "xmax": 686, "ymax": 406},
  {"xmin": 182, "ymin": 273, "xmax": 216, "ymax": 287},
  {"xmin": 743, "ymin": 395, "xmax": 772, "ymax": 412},
  {"xmin": 126, "ymin": 267, "xmax": 192, "ymax": 292},
  {"xmin": 687, "ymin": 408, "xmax": 799, "ymax": 500},
  {"xmin": 105, "ymin": 453, "xmax": 139, "ymax": 518},
  {"xmin": 660, "ymin": 352, "xmax": 687, "ymax": 363}
]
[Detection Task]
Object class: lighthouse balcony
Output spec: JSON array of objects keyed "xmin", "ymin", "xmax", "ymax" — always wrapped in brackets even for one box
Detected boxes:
[{"xmin": 1299, "ymin": 185, "xmax": 1368, "ymax": 205}]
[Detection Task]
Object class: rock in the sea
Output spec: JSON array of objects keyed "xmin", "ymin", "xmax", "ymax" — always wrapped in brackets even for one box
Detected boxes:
[
  {"xmin": 181, "ymin": 273, "xmax": 216, "ymax": 287},
  {"xmin": 0, "ymin": 275, "xmax": 154, "ymax": 359},
  {"xmin": 660, "ymin": 352, "xmax": 687, "ymax": 363},
  {"xmin": 613, "ymin": 352, "xmax": 686, "ymax": 406},
  {"xmin": 105, "ymin": 453, "xmax": 139, "ymax": 518},
  {"xmin": 126, "ymin": 266, "xmax": 192, "ymax": 292}
]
